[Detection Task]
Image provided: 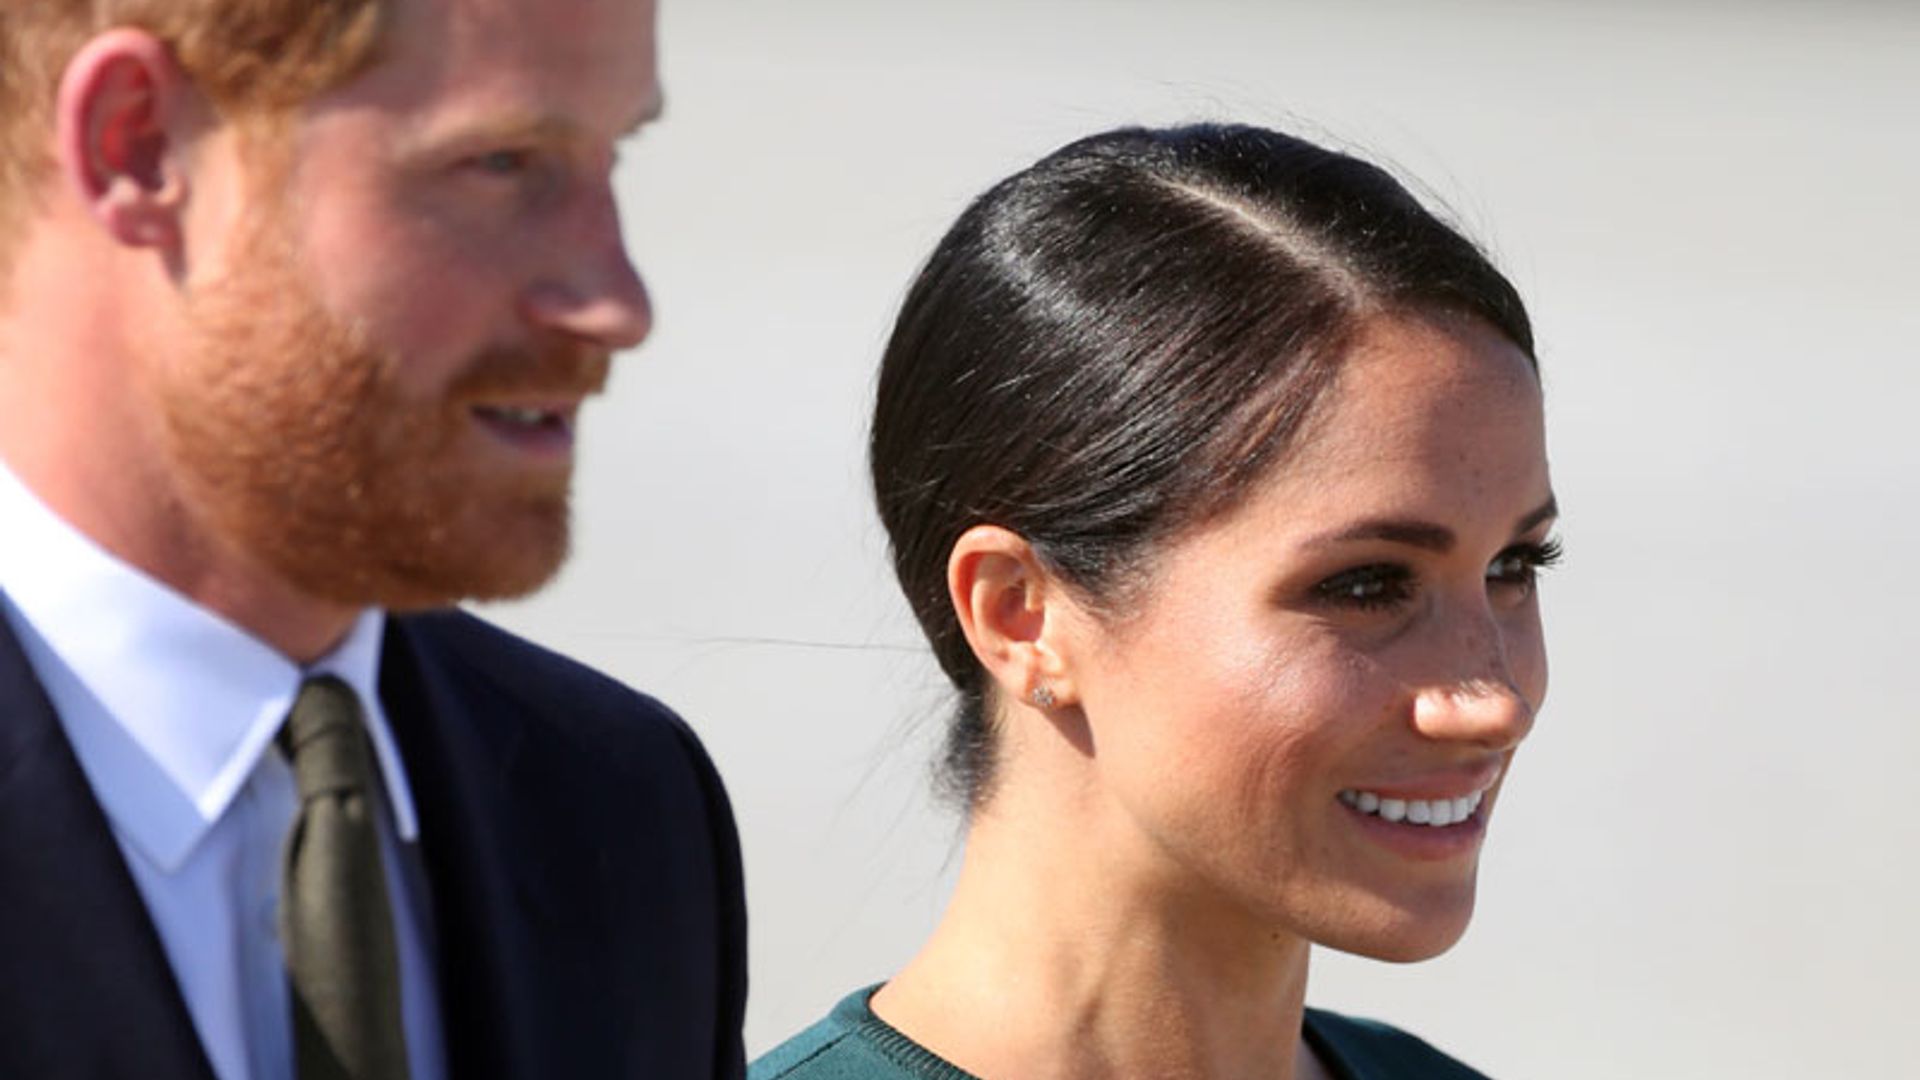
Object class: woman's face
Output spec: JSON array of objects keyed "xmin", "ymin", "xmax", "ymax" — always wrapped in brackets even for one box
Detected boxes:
[{"xmin": 1059, "ymin": 311, "xmax": 1554, "ymax": 962}]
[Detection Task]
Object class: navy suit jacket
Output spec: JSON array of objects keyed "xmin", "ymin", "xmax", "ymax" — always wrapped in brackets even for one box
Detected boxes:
[{"xmin": 0, "ymin": 605, "xmax": 748, "ymax": 1079}]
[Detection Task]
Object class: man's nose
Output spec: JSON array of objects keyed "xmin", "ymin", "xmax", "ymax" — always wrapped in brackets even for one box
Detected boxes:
[{"xmin": 520, "ymin": 186, "xmax": 652, "ymax": 351}]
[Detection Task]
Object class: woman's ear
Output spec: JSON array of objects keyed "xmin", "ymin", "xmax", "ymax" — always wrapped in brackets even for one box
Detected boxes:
[
  {"xmin": 947, "ymin": 524, "xmax": 1080, "ymax": 712},
  {"xmin": 55, "ymin": 29, "xmax": 200, "ymax": 252}
]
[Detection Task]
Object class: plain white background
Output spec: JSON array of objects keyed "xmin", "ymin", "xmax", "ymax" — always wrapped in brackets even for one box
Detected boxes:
[{"xmin": 482, "ymin": 2, "xmax": 1920, "ymax": 1076}]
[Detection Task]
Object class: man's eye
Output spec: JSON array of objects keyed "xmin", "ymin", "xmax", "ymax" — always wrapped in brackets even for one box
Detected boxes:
[
  {"xmin": 470, "ymin": 149, "xmax": 536, "ymax": 176},
  {"xmin": 1314, "ymin": 565, "xmax": 1416, "ymax": 610}
]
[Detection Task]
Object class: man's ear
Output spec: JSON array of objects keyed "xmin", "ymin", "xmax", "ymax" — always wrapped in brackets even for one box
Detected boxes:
[
  {"xmin": 55, "ymin": 29, "xmax": 199, "ymax": 251},
  {"xmin": 947, "ymin": 524, "xmax": 1081, "ymax": 712}
]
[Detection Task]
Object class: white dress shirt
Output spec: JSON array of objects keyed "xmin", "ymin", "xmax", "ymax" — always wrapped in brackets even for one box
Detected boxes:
[{"xmin": 0, "ymin": 462, "xmax": 447, "ymax": 1080}]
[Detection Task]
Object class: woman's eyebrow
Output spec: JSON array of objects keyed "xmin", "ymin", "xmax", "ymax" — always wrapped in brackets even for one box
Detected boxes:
[
  {"xmin": 1306, "ymin": 495, "xmax": 1559, "ymax": 554},
  {"xmin": 1513, "ymin": 495, "xmax": 1559, "ymax": 537},
  {"xmin": 1313, "ymin": 519, "xmax": 1456, "ymax": 553}
]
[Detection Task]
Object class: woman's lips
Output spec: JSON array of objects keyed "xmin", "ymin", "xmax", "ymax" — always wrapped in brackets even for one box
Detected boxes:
[{"xmin": 1337, "ymin": 776, "xmax": 1500, "ymax": 862}]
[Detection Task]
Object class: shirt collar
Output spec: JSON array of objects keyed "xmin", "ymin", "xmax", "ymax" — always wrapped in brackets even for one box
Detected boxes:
[
  {"xmin": 0, "ymin": 461, "xmax": 420, "ymax": 872},
  {"xmin": 309, "ymin": 610, "xmax": 420, "ymax": 844}
]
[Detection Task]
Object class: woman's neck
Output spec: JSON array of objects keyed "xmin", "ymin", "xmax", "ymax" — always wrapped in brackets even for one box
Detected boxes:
[{"xmin": 872, "ymin": 783, "xmax": 1325, "ymax": 1080}]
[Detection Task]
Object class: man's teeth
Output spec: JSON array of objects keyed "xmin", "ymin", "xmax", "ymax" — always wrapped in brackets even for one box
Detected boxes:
[
  {"xmin": 481, "ymin": 406, "xmax": 556, "ymax": 426},
  {"xmin": 1338, "ymin": 788, "xmax": 1485, "ymax": 827}
]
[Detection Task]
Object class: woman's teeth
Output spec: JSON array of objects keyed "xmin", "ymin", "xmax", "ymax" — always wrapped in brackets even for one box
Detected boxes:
[{"xmin": 1338, "ymin": 788, "xmax": 1485, "ymax": 827}]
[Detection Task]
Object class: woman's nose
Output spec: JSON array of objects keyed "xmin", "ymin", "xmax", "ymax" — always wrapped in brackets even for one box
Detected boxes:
[
  {"xmin": 1411, "ymin": 674, "xmax": 1536, "ymax": 752},
  {"xmin": 1410, "ymin": 611, "xmax": 1540, "ymax": 751}
]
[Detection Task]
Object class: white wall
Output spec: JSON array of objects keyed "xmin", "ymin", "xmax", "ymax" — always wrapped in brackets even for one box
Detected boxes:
[{"xmin": 484, "ymin": 2, "xmax": 1920, "ymax": 1075}]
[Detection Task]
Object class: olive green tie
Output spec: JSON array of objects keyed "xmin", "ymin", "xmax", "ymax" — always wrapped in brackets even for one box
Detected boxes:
[{"xmin": 278, "ymin": 675, "xmax": 411, "ymax": 1080}]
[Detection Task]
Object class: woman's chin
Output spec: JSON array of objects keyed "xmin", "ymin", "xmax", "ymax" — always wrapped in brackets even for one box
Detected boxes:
[
  {"xmin": 1307, "ymin": 886, "xmax": 1478, "ymax": 964},
  {"xmin": 1342, "ymin": 926, "xmax": 1468, "ymax": 964}
]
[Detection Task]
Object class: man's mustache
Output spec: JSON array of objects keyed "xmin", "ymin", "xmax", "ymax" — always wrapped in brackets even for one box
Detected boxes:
[{"xmin": 451, "ymin": 341, "xmax": 613, "ymax": 401}]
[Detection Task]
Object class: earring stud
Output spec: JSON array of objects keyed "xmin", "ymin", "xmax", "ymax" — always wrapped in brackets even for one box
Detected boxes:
[{"xmin": 1030, "ymin": 686, "xmax": 1056, "ymax": 708}]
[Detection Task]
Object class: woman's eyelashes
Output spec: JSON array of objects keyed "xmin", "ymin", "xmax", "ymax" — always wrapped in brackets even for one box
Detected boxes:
[
  {"xmin": 1313, "ymin": 563, "xmax": 1416, "ymax": 610},
  {"xmin": 1311, "ymin": 536, "xmax": 1563, "ymax": 612},
  {"xmin": 1487, "ymin": 536, "xmax": 1563, "ymax": 596}
]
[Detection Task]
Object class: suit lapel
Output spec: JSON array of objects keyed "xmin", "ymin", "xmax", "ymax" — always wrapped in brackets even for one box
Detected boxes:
[
  {"xmin": 0, "ymin": 607, "xmax": 218, "ymax": 1080},
  {"xmin": 380, "ymin": 615, "xmax": 545, "ymax": 1080}
]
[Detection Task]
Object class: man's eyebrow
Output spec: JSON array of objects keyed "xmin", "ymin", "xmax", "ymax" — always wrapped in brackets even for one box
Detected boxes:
[
  {"xmin": 401, "ymin": 91, "xmax": 666, "ymax": 156},
  {"xmin": 1305, "ymin": 495, "xmax": 1560, "ymax": 555},
  {"xmin": 396, "ymin": 112, "xmax": 575, "ymax": 157}
]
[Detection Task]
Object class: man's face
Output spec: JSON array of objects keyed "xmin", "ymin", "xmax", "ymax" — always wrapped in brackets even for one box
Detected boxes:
[{"xmin": 161, "ymin": 0, "xmax": 660, "ymax": 609}]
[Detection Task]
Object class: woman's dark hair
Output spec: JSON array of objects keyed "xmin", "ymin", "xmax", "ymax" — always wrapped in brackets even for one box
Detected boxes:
[{"xmin": 870, "ymin": 123, "xmax": 1534, "ymax": 808}]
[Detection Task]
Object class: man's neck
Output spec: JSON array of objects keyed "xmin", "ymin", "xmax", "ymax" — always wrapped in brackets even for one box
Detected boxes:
[
  {"xmin": 0, "ymin": 447, "xmax": 361, "ymax": 664},
  {"xmin": 0, "ymin": 245, "xmax": 362, "ymax": 664}
]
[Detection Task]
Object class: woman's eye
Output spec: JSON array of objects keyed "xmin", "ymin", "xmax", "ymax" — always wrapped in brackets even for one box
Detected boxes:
[
  {"xmin": 1314, "ymin": 565, "xmax": 1416, "ymax": 610},
  {"xmin": 1486, "ymin": 537, "xmax": 1564, "ymax": 594}
]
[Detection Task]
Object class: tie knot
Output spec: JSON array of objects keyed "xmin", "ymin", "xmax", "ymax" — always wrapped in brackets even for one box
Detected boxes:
[{"xmin": 280, "ymin": 675, "xmax": 378, "ymax": 804}]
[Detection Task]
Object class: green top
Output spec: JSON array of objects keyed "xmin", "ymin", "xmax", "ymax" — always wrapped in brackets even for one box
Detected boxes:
[{"xmin": 750, "ymin": 985, "xmax": 1493, "ymax": 1080}]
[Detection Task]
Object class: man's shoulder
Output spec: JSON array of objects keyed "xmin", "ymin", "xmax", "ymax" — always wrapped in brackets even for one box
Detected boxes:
[
  {"xmin": 1303, "ymin": 1007, "xmax": 1493, "ymax": 1080},
  {"xmin": 392, "ymin": 607, "xmax": 646, "ymax": 704},
  {"xmin": 391, "ymin": 609, "xmax": 748, "ymax": 1074},
  {"xmin": 386, "ymin": 607, "xmax": 715, "ymax": 778}
]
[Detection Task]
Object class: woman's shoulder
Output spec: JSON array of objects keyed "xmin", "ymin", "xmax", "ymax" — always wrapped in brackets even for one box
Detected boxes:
[
  {"xmin": 1303, "ymin": 1008, "xmax": 1494, "ymax": 1080},
  {"xmin": 750, "ymin": 986, "xmax": 979, "ymax": 1080},
  {"xmin": 752, "ymin": 990, "xmax": 1492, "ymax": 1080}
]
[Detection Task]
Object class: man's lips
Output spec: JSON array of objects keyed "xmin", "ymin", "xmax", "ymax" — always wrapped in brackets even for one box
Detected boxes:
[
  {"xmin": 470, "ymin": 401, "xmax": 582, "ymax": 455},
  {"xmin": 472, "ymin": 403, "xmax": 576, "ymax": 429}
]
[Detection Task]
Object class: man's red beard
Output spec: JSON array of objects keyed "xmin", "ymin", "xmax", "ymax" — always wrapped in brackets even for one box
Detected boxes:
[{"xmin": 161, "ymin": 214, "xmax": 611, "ymax": 611}]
